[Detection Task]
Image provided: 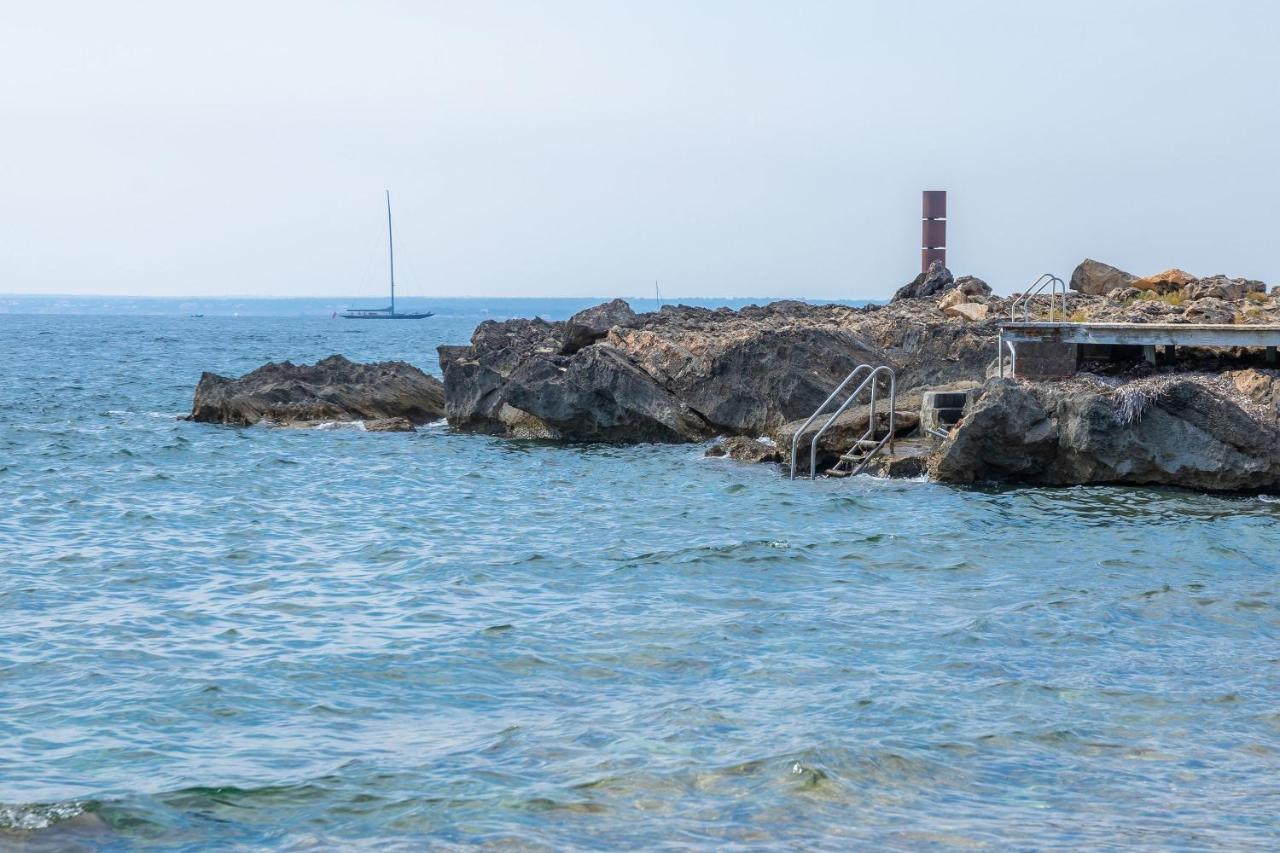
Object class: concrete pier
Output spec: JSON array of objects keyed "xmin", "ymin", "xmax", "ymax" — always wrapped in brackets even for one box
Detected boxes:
[{"xmin": 999, "ymin": 322, "xmax": 1280, "ymax": 379}]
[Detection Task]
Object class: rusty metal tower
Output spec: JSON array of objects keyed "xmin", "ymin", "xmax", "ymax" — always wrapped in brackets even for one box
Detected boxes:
[{"xmin": 922, "ymin": 190, "xmax": 946, "ymax": 272}]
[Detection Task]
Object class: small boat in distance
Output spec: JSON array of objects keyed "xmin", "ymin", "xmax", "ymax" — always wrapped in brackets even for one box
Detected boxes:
[{"xmin": 342, "ymin": 191, "xmax": 434, "ymax": 320}]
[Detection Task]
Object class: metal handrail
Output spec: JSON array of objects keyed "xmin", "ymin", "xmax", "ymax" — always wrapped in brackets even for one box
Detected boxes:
[
  {"xmin": 807, "ymin": 366, "xmax": 896, "ymax": 480},
  {"xmin": 1010, "ymin": 273, "xmax": 1066, "ymax": 322},
  {"xmin": 996, "ymin": 333, "xmax": 1017, "ymax": 379},
  {"xmin": 788, "ymin": 365, "xmax": 872, "ymax": 479}
]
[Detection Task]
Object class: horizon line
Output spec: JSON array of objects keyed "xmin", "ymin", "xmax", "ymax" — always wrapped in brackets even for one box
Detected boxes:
[{"xmin": 0, "ymin": 292, "xmax": 882, "ymax": 303}]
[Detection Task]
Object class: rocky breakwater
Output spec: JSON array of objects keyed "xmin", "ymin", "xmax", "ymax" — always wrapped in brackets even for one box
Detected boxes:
[
  {"xmin": 436, "ymin": 272, "xmax": 1004, "ymax": 444},
  {"xmin": 931, "ymin": 370, "xmax": 1280, "ymax": 492},
  {"xmin": 187, "ymin": 354, "xmax": 445, "ymax": 430}
]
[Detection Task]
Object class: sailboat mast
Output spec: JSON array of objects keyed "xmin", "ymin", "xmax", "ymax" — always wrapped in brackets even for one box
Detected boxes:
[{"xmin": 386, "ymin": 189, "xmax": 395, "ymax": 314}]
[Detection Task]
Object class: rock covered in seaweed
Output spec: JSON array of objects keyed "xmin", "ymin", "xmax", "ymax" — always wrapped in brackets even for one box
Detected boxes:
[{"xmin": 187, "ymin": 354, "xmax": 444, "ymax": 427}]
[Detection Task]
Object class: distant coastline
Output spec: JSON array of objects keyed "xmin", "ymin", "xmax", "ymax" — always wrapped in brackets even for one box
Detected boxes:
[{"xmin": 0, "ymin": 294, "xmax": 877, "ymax": 318}]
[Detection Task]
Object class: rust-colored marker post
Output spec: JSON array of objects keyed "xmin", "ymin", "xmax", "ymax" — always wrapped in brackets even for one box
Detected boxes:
[{"xmin": 922, "ymin": 190, "xmax": 946, "ymax": 272}]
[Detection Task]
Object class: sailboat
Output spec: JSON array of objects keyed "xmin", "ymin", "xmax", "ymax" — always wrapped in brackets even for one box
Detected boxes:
[{"xmin": 342, "ymin": 191, "xmax": 434, "ymax": 319}]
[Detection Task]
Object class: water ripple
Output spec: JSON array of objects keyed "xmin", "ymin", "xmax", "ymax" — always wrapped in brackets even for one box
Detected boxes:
[{"xmin": 1, "ymin": 311, "xmax": 1279, "ymax": 848}]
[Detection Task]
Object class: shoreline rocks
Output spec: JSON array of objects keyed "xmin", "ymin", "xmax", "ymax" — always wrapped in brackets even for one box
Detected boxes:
[
  {"xmin": 931, "ymin": 373, "xmax": 1280, "ymax": 492},
  {"xmin": 187, "ymin": 354, "xmax": 444, "ymax": 428},
  {"xmin": 185, "ymin": 259, "xmax": 1279, "ymax": 492},
  {"xmin": 438, "ymin": 295, "xmax": 1003, "ymax": 444}
]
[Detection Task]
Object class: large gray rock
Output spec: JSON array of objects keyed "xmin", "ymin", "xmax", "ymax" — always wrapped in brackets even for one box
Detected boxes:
[
  {"xmin": 439, "ymin": 299, "xmax": 999, "ymax": 443},
  {"xmin": 1183, "ymin": 297, "xmax": 1235, "ymax": 325},
  {"xmin": 1185, "ymin": 275, "xmax": 1266, "ymax": 303},
  {"xmin": 497, "ymin": 344, "xmax": 714, "ymax": 442},
  {"xmin": 561, "ymin": 298, "xmax": 638, "ymax": 355},
  {"xmin": 930, "ymin": 376, "xmax": 1280, "ymax": 491},
  {"xmin": 187, "ymin": 355, "xmax": 445, "ymax": 427},
  {"xmin": 955, "ymin": 275, "xmax": 993, "ymax": 298},
  {"xmin": 1069, "ymin": 259, "xmax": 1136, "ymax": 295},
  {"xmin": 893, "ymin": 261, "xmax": 955, "ymax": 301}
]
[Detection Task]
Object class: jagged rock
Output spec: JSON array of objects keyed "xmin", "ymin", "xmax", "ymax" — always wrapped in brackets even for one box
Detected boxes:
[
  {"xmin": 1185, "ymin": 275, "xmax": 1266, "ymax": 302},
  {"xmin": 496, "ymin": 344, "xmax": 715, "ymax": 442},
  {"xmin": 930, "ymin": 376, "xmax": 1280, "ymax": 491},
  {"xmin": 944, "ymin": 302, "xmax": 989, "ymax": 322},
  {"xmin": 705, "ymin": 436, "xmax": 781, "ymax": 463},
  {"xmin": 437, "ymin": 275, "xmax": 1280, "ymax": 453},
  {"xmin": 1112, "ymin": 287, "xmax": 1143, "ymax": 303},
  {"xmin": 187, "ymin": 355, "xmax": 445, "ymax": 427},
  {"xmin": 561, "ymin": 298, "xmax": 638, "ymax": 355},
  {"xmin": 1070, "ymin": 259, "xmax": 1136, "ymax": 295},
  {"xmin": 893, "ymin": 261, "xmax": 955, "ymax": 301},
  {"xmin": 955, "ymin": 275, "xmax": 993, "ymax": 298},
  {"xmin": 1133, "ymin": 268, "xmax": 1197, "ymax": 293},
  {"xmin": 439, "ymin": 299, "xmax": 999, "ymax": 443},
  {"xmin": 938, "ymin": 289, "xmax": 967, "ymax": 310},
  {"xmin": 364, "ymin": 417, "xmax": 416, "ymax": 432},
  {"xmin": 1230, "ymin": 369, "xmax": 1278, "ymax": 425},
  {"xmin": 1183, "ymin": 297, "xmax": 1235, "ymax": 325}
]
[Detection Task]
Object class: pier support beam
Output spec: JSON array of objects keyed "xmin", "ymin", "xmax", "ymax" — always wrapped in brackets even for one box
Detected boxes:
[{"xmin": 1013, "ymin": 342, "xmax": 1078, "ymax": 379}]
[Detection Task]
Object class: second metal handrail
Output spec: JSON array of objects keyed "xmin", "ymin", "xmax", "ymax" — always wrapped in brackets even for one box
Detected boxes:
[{"xmin": 1010, "ymin": 273, "xmax": 1066, "ymax": 322}]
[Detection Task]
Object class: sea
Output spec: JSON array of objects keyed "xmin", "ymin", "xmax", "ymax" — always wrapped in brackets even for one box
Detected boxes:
[{"xmin": 1, "ymin": 296, "xmax": 1278, "ymax": 850}]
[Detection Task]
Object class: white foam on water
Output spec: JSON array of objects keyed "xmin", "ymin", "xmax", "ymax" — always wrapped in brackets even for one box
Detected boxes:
[{"xmin": 0, "ymin": 802, "xmax": 85, "ymax": 831}]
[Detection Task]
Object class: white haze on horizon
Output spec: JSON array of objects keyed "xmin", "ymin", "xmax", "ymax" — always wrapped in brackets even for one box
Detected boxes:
[{"xmin": 1, "ymin": 0, "xmax": 1277, "ymax": 301}]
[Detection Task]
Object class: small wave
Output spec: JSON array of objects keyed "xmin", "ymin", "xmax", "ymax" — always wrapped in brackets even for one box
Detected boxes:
[{"xmin": 312, "ymin": 421, "xmax": 367, "ymax": 431}]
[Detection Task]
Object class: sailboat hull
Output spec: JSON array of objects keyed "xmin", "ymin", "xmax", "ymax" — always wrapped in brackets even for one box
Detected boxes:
[{"xmin": 340, "ymin": 311, "xmax": 434, "ymax": 320}]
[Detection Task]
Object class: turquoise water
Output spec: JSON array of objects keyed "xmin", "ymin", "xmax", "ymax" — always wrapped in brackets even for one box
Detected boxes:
[{"xmin": 2, "ymin": 302, "xmax": 1278, "ymax": 849}]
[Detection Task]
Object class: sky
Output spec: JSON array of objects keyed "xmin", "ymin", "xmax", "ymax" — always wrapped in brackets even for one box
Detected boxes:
[{"xmin": 1, "ymin": 1, "xmax": 1277, "ymax": 300}]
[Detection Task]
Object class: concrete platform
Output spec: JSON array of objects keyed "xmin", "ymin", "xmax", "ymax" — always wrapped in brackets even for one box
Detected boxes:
[
  {"xmin": 999, "ymin": 322, "xmax": 1280, "ymax": 378},
  {"xmin": 1001, "ymin": 322, "xmax": 1280, "ymax": 348}
]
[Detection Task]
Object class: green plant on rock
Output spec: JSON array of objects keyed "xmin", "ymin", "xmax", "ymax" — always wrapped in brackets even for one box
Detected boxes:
[{"xmin": 1246, "ymin": 290, "xmax": 1269, "ymax": 304}]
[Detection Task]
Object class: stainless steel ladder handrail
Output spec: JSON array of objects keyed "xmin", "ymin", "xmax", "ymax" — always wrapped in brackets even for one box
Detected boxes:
[
  {"xmin": 996, "ymin": 334, "xmax": 1017, "ymax": 379},
  {"xmin": 789, "ymin": 365, "xmax": 872, "ymax": 480},
  {"xmin": 810, "ymin": 366, "xmax": 895, "ymax": 479},
  {"xmin": 1010, "ymin": 273, "xmax": 1066, "ymax": 322}
]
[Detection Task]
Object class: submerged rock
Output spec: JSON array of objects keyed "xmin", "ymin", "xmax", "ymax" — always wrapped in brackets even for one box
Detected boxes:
[
  {"xmin": 705, "ymin": 436, "xmax": 781, "ymax": 463},
  {"xmin": 187, "ymin": 355, "xmax": 445, "ymax": 427},
  {"xmin": 364, "ymin": 416, "xmax": 416, "ymax": 432},
  {"xmin": 930, "ymin": 375, "xmax": 1280, "ymax": 491}
]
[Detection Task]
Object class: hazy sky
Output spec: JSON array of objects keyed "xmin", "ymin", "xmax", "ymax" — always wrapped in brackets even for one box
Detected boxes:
[{"xmin": 2, "ymin": 1, "xmax": 1277, "ymax": 300}]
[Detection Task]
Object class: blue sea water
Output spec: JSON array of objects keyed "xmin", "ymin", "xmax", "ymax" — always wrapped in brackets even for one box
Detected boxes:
[{"xmin": 1, "ymin": 299, "xmax": 1278, "ymax": 850}]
